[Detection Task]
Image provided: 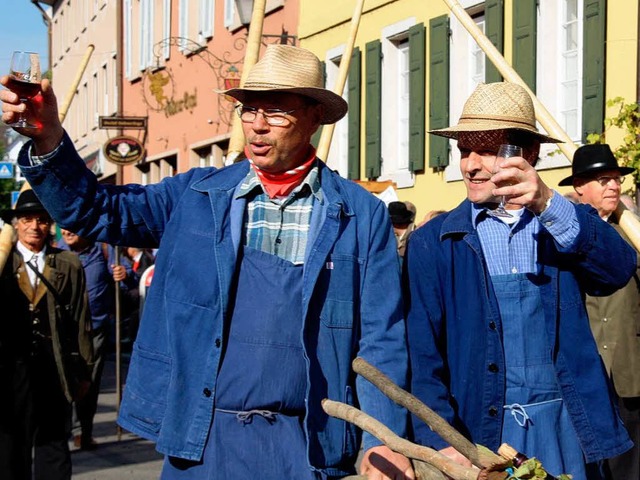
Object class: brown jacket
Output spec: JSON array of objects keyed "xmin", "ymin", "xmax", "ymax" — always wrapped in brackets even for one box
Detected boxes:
[
  {"xmin": 0, "ymin": 246, "xmax": 94, "ymax": 402},
  {"xmin": 587, "ymin": 213, "xmax": 640, "ymax": 398}
]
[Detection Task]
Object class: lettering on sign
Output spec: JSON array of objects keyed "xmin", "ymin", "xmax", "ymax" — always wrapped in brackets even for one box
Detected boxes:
[{"xmin": 164, "ymin": 90, "xmax": 198, "ymax": 117}]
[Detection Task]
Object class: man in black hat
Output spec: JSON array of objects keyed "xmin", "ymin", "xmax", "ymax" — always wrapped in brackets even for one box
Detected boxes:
[
  {"xmin": 388, "ymin": 201, "xmax": 416, "ymax": 258},
  {"xmin": 560, "ymin": 144, "xmax": 640, "ymax": 480},
  {"xmin": 0, "ymin": 190, "xmax": 93, "ymax": 480}
]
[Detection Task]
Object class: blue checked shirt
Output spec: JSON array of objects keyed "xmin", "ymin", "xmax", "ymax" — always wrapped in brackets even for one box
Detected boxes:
[
  {"xmin": 473, "ymin": 193, "xmax": 580, "ymax": 276},
  {"xmin": 235, "ymin": 163, "xmax": 322, "ymax": 265}
]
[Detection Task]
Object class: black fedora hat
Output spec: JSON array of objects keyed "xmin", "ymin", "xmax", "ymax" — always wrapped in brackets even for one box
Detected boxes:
[
  {"xmin": 559, "ymin": 144, "xmax": 634, "ymax": 186},
  {"xmin": 1, "ymin": 189, "xmax": 49, "ymax": 223}
]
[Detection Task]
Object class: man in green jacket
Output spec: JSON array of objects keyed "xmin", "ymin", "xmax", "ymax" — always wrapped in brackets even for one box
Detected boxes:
[{"xmin": 560, "ymin": 143, "xmax": 640, "ymax": 479}]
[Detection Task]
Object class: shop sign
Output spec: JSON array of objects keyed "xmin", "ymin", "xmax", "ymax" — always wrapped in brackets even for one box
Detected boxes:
[{"xmin": 103, "ymin": 136, "xmax": 145, "ymax": 166}]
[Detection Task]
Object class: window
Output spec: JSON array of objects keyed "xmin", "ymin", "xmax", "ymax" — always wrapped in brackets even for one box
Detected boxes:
[
  {"xmin": 102, "ymin": 64, "xmax": 109, "ymax": 115},
  {"xmin": 124, "ymin": 0, "xmax": 132, "ymax": 78},
  {"xmin": 140, "ymin": 0, "xmax": 155, "ymax": 70},
  {"xmin": 444, "ymin": 7, "xmax": 486, "ymax": 181},
  {"xmin": 92, "ymin": 72, "xmax": 99, "ymax": 128},
  {"xmin": 199, "ymin": 0, "xmax": 215, "ymax": 41},
  {"xmin": 379, "ymin": 18, "xmax": 417, "ymax": 188},
  {"xmin": 324, "ymin": 46, "xmax": 349, "ymax": 178},
  {"xmin": 224, "ymin": 0, "xmax": 235, "ymax": 28}
]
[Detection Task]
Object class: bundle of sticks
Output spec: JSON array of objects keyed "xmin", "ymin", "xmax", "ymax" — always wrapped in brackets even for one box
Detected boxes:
[{"xmin": 325, "ymin": 358, "xmax": 570, "ymax": 480}]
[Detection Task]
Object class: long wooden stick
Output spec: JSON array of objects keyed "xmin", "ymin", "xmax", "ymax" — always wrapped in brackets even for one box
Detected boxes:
[
  {"xmin": 59, "ymin": 44, "xmax": 95, "ymax": 124},
  {"xmin": 316, "ymin": 0, "xmax": 366, "ymax": 162},
  {"xmin": 226, "ymin": 0, "xmax": 267, "ymax": 164},
  {"xmin": 352, "ymin": 358, "xmax": 504, "ymax": 470},
  {"xmin": 441, "ymin": 0, "xmax": 640, "ymax": 253},
  {"xmin": 322, "ymin": 399, "xmax": 481, "ymax": 480}
]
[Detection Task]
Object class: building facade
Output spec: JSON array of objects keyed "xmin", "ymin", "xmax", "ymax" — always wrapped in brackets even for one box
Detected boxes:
[{"xmin": 300, "ymin": 0, "xmax": 639, "ymax": 216}]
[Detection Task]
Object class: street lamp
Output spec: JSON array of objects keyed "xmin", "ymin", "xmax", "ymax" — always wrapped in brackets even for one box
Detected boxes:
[{"xmin": 234, "ymin": 0, "xmax": 254, "ymax": 26}]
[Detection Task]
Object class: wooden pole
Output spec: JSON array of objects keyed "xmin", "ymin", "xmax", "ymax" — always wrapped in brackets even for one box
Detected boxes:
[
  {"xmin": 58, "ymin": 44, "xmax": 95, "ymax": 124},
  {"xmin": 315, "ymin": 0, "xmax": 366, "ymax": 162},
  {"xmin": 441, "ymin": 0, "xmax": 640, "ymax": 252},
  {"xmin": 226, "ymin": 0, "xmax": 267, "ymax": 164}
]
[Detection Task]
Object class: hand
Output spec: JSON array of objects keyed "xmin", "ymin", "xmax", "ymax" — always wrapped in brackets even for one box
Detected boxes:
[
  {"xmin": 360, "ymin": 445, "xmax": 415, "ymax": 479},
  {"xmin": 490, "ymin": 155, "xmax": 553, "ymax": 214},
  {"xmin": 438, "ymin": 445, "xmax": 473, "ymax": 468},
  {"xmin": 0, "ymin": 77, "xmax": 64, "ymax": 155},
  {"xmin": 111, "ymin": 264, "xmax": 127, "ymax": 282}
]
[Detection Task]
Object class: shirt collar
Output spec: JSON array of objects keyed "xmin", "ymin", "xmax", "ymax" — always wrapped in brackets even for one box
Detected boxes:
[
  {"xmin": 235, "ymin": 161, "xmax": 323, "ymax": 202},
  {"xmin": 471, "ymin": 202, "xmax": 529, "ymax": 228},
  {"xmin": 16, "ymin": 241, "xmax": 45, "ymax": 261}
]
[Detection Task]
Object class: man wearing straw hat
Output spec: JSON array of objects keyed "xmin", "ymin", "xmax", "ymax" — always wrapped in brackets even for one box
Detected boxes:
[
  {"xmin": 0, "ymin": 45, "xmax": 413, "ymax": 479},
  {"xmin": 404, "ymin": 82, "xmax": 634, "ymax": 479},
  {"xmin": 560, "ymin": 143, "xmax": 640, "ymax": 480},
  {"xmin": 0, "ymin": 190, "xmax": 93, "ymax": 480}
]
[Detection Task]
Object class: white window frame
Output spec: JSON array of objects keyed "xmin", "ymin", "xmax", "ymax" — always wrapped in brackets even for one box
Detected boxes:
[
  {"xmin": 444, "ymin": 3, "xmax": 485, "ymax": 182},
  {"xmin": 92, "ymin": 71, "xmax": 99, "ymax": 128},
  {"xmin": 536, "ymin": 0, "xmax": 581, "ymax": 170},
  {"xmin": 379, "ymin": 17, "xmax": 417, "ymax": 189},
  {"xmin": 139, "ymin": 0, "xmax": 155, "ymax": 71},
  {"xmin": 224, "ymin": 0, "xmax": 235, "ymax": 28},
  {"xmin": 199, "ymin": 0, "xmax": 215, "ymax": 41},
  {"xmin": 179, "ymin": 0, "xmax": 190, "ymax": 52},
  {"xmin": 163, "ymin": 0, "xmax": 172, "ymax": 60},
  {"xmin": 124, "ymin": 0, "xmax": 132, "ymax": 78},
  {"xmin": 324, "ymin": 45, "xmax": 349, "ymax": 178}
]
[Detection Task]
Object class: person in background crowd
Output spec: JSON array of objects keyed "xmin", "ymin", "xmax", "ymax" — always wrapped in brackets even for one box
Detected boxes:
[
  {"xmin": 1, "ymin": 44, "xmax": 413, "ymax": 480},
  {"xmin": 0, "ymin": 190, "xmax": 93, "ymax": 480},
  {"xmin": 59, "ymin": 229, "xmax": 114, "ymax": 451},
  {"xmin": 388, "ymin": 201, "xmax": 416, "ymax": 259},
  {"xmin": 559, "ymin": 143, "xmax": 640, "ymax": 480},
  {"xmin": 404, "ymin": 82, "xmax": 635, "ymax": 480}
]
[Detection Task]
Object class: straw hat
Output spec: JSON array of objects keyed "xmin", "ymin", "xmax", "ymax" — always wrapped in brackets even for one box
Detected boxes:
[
  {"xmin": 220, "ymin": 45, "xmax": 348, "ymax": 125},
  {"xmin": 430, "ymin": 82, "xmax": 561, "ymax": 144},
  {"xmin": 558, "ymin": 144, "xmax": 634, "ymax": 186}
]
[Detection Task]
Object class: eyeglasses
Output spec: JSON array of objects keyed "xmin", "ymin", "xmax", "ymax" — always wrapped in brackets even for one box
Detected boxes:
[
  {"xmin": 593, "ymin": 176, "xmax": 625, "ymax": 187},
  {"xmin": 18, "ymin": 215, "xmax": 51, "ymax": 226},
  {"xmin": 236, "ymin": 105, "xmax": 296, "ymax": 126}
]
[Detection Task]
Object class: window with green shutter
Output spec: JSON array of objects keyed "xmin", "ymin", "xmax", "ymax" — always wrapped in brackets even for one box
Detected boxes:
[
  {"xmin": 365, "ymin": 40, "xmax": 382, "ymax": 179},
  {"xmin": 429, "ymin": 15, "xmax": 450, "ymax": 169},
  {"xmin": 409, "ymin": 23, "xmax": 425, "ymax": 173},
  {"xmin": 348, "ymin": 47, "xmax": 361, "ymax": 180},
  {"xmin": 512, "ymin": 0, "xmax": 537, "ymax": 92},
  {"xmin": 485, "ymin": 0, "xmax": 504, "ymax": 83},
  {"xmin": 582, "ymin": 0, "xmax": 606, "ymax": 142}
]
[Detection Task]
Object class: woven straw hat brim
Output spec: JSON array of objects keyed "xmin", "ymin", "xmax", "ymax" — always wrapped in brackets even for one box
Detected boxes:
[
  {"xmin": 218, "ymin": 44, "xmax": 348, "ymax": 125},
  {"xmin": 430, "ymin": 123, "xmax": 561, "ymax": 144},
  {"xmin": 222, "ymin": 85, "xmax": 348, "ymax": 125}
]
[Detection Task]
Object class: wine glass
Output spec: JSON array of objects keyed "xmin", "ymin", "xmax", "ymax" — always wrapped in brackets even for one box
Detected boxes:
[
  {"xmin": 488, "ymin": 144, "xmax": 523, "ymax": 218},
  {"xmin": 5, "ymin": 51, "xmax": 42, "ymax": 129}
]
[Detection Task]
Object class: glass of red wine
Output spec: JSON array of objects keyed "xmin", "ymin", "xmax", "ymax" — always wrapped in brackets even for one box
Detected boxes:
[{"xmin": 6, "ymin": 51, "xmax": 42, "ymax": 129}]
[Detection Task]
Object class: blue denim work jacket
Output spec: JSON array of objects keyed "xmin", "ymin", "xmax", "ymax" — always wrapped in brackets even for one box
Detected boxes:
[
  {"xmin": 19, "ymin": 134, "xmax": 408, "ymax": 477},
  {"xmin": 404, "ymin": 199, "xmax": 635, "ymax": 463}
]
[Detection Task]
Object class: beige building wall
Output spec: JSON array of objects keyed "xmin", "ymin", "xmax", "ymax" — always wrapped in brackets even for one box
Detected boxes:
[{"xmin": 48, "ymin": 0, "xmax": 119, "ymax": 182}]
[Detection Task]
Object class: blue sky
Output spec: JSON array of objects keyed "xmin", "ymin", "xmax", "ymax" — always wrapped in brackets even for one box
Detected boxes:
[{"xmin": 0, "ymin": 1, "xmax": 49, "ymax": 78}]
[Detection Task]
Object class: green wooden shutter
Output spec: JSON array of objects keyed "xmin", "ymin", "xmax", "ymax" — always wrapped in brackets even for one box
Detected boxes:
[
  {"xmin": 484, "ymin": 0, "xmax": 504, "ymax": 83},
  {"xmin": 429, "ymin": 15, "xmax": 450, "ymax": 169},
  {"xmin": 409, "ymin": 23, "xmax": 426, "ymax": 172},
  {"xmin": 512, "ymin": 0, "xmax": 537, "ymax": 92},
  {"xmin": 582, "ymin": 0, "xmax": 606, "ymax": 141},
  {"xmin": 311, "ymin": 61, "xmax": 326, "ymax": 149},
  {"xmin": 365, "ymin": 40, "xmax": 382, "ymax": 179},
  {"xmin": 347, "ymin": 47, "xmax": 361, "ymax": 180}
]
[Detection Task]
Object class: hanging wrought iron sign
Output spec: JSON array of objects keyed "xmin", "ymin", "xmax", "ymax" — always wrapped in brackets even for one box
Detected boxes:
[{"xmin": 103, "ymin": 135, "xmax": 146, "ymax": 166}]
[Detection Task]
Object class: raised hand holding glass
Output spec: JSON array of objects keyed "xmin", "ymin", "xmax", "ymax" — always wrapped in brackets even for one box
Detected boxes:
[
  {"xmin": 5, "ymin": 51, "xmax": 41, "ymax": 129},
  {"xmin": 488, "ymin": 144, "xmax": 523, "ymax": 218}
]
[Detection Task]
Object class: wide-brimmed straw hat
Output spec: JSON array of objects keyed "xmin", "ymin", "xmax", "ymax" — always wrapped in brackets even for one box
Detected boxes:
[
  {"xmin": 220, "ymin": 45, "xmax": 348, "ymax": 125},
  {"xmin": 430, "ymin": 82, "xmax": 561, "ymax": 144},
  {"xmin": 558, "ymin": 143, "xmax": 634, "ymax": 186},
  {"xmin": 1, "ymin": 189, "xmax": 49, "ymax": 223}
]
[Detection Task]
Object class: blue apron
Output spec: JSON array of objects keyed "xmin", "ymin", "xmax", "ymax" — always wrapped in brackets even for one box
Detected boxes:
[
  {"xmin": 161, "ymin": 247, "xmax": 322, "ymax": 480},
  {"xmin": 493, "ymin": 273, "xmax": 589, "ymax": 480}
]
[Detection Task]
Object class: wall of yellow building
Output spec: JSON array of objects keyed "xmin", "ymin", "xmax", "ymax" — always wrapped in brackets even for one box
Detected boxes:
[{"xmin": 300, "ymin": 0, "xmax": 639, "ymax": 219}]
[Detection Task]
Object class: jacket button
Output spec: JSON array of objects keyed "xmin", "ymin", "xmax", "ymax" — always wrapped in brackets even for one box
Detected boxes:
[
  {"xmin": 203, "ymin": 388, "xmax": 212, "ymax": 397},
  {"xmin": 489, "ymin": 321, "xmax": 496, "ymax": 330},
  {"xmin": 488, "ymin": 406, "xmax": 498, "ymax": 417},
  {"xmin": 488, "ymin": 363, "xmax": 499, "ymax": 373},
  {"xmin": 215, "ymin": 338, "xmax": 221, "ymax": 348}
]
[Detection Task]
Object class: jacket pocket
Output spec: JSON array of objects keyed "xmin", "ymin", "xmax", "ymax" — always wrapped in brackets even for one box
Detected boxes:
[
  {"xmin": 123, "ymin": 343, "xmax": 172, "ymax": 434},
  {"xmin": 320, "ymin": 298, "xmax": 355, "ymax": 329}
]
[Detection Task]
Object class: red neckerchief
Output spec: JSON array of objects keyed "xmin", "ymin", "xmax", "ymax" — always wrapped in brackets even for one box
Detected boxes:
[{"xmin": 246, "ymin": 146, "xmax": 317, "ymax": 199}]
